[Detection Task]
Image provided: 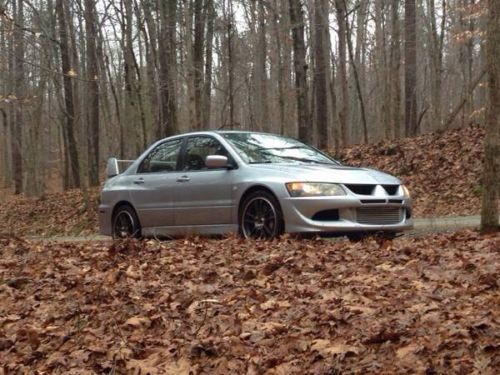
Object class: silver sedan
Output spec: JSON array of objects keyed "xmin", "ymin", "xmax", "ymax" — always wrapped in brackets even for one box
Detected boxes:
[{"xmin": 99, "ymin": 131, "xmax": 413, "ymax": 239}]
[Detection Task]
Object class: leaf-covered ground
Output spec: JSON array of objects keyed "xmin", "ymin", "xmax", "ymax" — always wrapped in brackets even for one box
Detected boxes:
[
  {"xmin": 0, "ymin": 125, "xmax": 487, "ymax": 236},
  {"xmin": 0, "ymin": 189, "xmax": 100, "ymax": 236},
  {"xmin": 1, "ymin": 231, "xmax": 498, "ymax": 374},
  {"xmin": 337, "ymin": 125, "xmax": 485, "ymax": 217}
]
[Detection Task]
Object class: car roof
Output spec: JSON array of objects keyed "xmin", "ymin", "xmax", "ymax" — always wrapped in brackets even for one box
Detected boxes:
[
  {"xmin": 185, "ymin": 130, "xmax": 291, "ymax": 137},
  {"xmin": 155, "ymin": 130, "xmax": 297, "ymax": 146}
]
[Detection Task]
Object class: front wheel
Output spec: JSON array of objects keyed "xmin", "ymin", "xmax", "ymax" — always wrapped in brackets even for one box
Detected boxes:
[
  {"xmin": 112, "ymin": 205, "xmax": 141, "ymax": 239},
  {"xmin": 240, "ymin": 191, "xmax": 284, "ymax": 240}
]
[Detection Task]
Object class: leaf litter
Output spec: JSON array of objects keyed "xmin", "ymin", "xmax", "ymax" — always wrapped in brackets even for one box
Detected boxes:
[{"xmin": 0, "ymin": 230, "xmax": 498, "ymax": 373}]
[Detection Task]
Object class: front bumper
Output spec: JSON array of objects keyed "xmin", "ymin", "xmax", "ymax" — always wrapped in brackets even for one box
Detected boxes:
[{"xmin": 281, "ymin": 196, "xmax": 413, "ymax": 234}]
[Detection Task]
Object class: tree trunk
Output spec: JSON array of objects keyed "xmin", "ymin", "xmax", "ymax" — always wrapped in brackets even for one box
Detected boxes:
[
  {"xmin": 225, "ymin": 0, "xmax": 235, "ymax": 129},
  {"xmin": 84, "ymin": 0, "xmax": 100, "ymax": 186},
  {"xmin": 157, "ymin": 0, "xmax": 178, "ymax": 138},
  {"xmin": 426, "ymin": 0, "xmax": 445, "ymax": 130},
  {"xmin": 256, "ymin": 1, "xmax": 269, "ymax": 132},
  {"xmin": 344, "ymin": 0, "xmax": 368, "ymax": 144},
  {"xmin": 313, "ymin": 0, "xmax": 328, "ymax": 149},
  {"xmin": 375, "ymin": 0, "xmax": 390, "ymax": 139},
  {"xmin": 335, "ymin": 0, "xmax": 348, "ymax": 145},
  {"xmin": 404, "ymin": 0, "xmax": 418, "ymax": 137},
  {"xmin": 0, "ymin": 108, "xmax": 9, "ymax": 189},
  {"xmin": 289, "ymin": 0, "xmax": 311, "ymax": 143},
  {"xmin": 203, "ymin": 0, "xmax": 214, "ymax": 129},
  {"xmin": 56, "ymin": 0, "xmax": 81, "ymax": 188},
  {"xmin": 390, "ymin": 0, "xmax": 402, "ymax": 138},
  {"xmin": 480, "ymin": 0, "xmax": 500, "ymax": 233},
  {"xmin": 193, "ymin": 0, "xmax": 205, "ymax": 130},
  {"xmin": 11, "ymin": 0, "xmax": 24, "ymax": 194}
]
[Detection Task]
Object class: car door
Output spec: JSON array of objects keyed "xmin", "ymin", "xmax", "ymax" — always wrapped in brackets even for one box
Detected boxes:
[
  {"xmin": 129, "ymin": 137, "xmax": 183, "ymax": 228},
  {"xmin": 173, "ymin": 135, "xmax": 234, "ymax": 226}
]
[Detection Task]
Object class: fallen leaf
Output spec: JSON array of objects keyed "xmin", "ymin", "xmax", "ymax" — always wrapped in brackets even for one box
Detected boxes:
[{"xmin": 311, "ymin": 339, "xmax": 360, "ymax": 356}]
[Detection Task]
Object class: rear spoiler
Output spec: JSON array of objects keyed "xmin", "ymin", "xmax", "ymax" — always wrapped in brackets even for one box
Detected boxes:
[{"xmin": 106, "ymin": 157, "xmax": 135, "ymax": 178}]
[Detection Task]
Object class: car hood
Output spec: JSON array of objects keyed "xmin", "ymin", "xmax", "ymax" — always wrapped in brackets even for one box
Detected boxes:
[{"xmin": 248, "ymin": 163, "xmax": 401, "ymax": 185}]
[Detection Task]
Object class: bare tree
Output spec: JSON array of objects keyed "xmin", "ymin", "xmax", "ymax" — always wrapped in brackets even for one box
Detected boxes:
[
  {"xmin": 344, "ymin": 0, "xmax": 368, "ymax": 143},
  {"xmin": 203, "ymin": 0, "xmax": 215, "ymax": 128},
  {"xmin": 313, "ymin": 0, "xmax": 328, "ymax": 149},
  {"xmin": 84, "ymin": 0, "xmax": 100, "ymax": 186},
  {"xmin": 257, "ymin": 0, "xmax": 269, "ymax": 132},
  {"xmin": 335, "ymin": 0, "xmax": 348, "ymax": 145},
  {"xmin": 480, "ymin": 0, "xmax": 500, "ymax": 233},
  {"xmin": 425, "ymin": 0, "xmax": 446, "ymax": 128},
  {"xmin": 193, "ymin": 0, "xmax": 205, "ymax": 130},
  {"xmin": 157, "ymin": 0, "xmax": 178, "ymax": 138},
  {"xmin": 56, "ymin": 0, "xmax": 81, "ymax": 188},
  {"xmin": 289, "ymin": 0, "xmax": 311, "ymax": 143},
  {"xmin": 390, "ymin": 0, "xmax": 402, "ymax": 138},
  {"xmin": 404, "ymin": 0, "xmax": 418, "ymax": 136},
  {"xmin": 11, "ymin": 0, "xmax": 24, "ymax": 194}
]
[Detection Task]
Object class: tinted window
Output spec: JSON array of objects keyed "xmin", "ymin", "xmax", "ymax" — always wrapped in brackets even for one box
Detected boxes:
[
  {"xmin": 138, "ymin": 138, "xmax": 183, "ymax": 173},
  {"xmin": 181, "ymin": 136, "xmax": 230, "ymax": 171}
]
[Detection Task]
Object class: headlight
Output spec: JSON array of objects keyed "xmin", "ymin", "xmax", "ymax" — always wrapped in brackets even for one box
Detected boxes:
[
  {"xmin": 286, "ymin": 182, "xmax": 346, "ymax": 197},
  {"xmin": 402, "ymin": 185, "xmax": 411, "ymax": 198}
]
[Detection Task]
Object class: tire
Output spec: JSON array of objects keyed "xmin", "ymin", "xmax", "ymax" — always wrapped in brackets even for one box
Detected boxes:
[
  {"xmin": 112, "ymin": 205, "xmax": 141, "ymax": 239},
  {"xmin": 240, "ymin": 190, "xmax": 284, "ymax": 240}
]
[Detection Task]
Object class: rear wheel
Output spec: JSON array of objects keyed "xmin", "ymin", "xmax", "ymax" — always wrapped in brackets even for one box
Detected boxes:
[
  {"xmin": 240, "ymin": 191, "xmax": 284, "ymax": 240},
  {"xmin": 112, "ymin": 205, "xmax": 141, "ymax": 239}
]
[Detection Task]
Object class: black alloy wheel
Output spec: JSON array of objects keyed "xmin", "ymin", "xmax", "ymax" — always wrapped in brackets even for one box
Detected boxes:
[
  {"xmin": 112, "ymin": 205, "xmax": 141, "ymax": 239},
  {"xmin": 240, "ymin": 191, "xmax": 284, "ymax": 240}
]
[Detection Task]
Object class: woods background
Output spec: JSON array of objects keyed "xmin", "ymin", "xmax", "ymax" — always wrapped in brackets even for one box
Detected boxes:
[{"xmin": 0, "ymin": 0, "xmax": 493, "ymax": 196}]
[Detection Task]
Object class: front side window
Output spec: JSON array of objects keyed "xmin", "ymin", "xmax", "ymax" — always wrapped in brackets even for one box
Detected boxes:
[
  {"xmin": 222, "ymin": 132, "xmax": 338, "ymax": 165},
  {"xmin": 181, "ymin": 136, "xmax": 230, "ymax": 171},
  {"xmin": 138, "ymin": 138, "xmax": 183, "ymax": 173}
]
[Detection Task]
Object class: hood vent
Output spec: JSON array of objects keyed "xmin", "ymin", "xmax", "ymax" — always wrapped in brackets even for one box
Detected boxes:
[
  {"xmin": 345, "ymin": 184, "xmax": 375, "ymax": 195},
  {"xmin": 382, "ymin": 185, "xmax": 399, "ymax": 195}
]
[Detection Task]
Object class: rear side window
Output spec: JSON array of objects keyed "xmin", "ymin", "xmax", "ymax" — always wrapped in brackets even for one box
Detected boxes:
[{"xmin": 138, "ymin": 138, "xmax": 183, "ymax": 173}]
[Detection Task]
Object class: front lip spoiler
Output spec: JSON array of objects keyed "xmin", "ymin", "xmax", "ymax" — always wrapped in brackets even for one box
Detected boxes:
[{"xmin": 286, "ymin": 220, "xmax": 414, "ymax": 234}]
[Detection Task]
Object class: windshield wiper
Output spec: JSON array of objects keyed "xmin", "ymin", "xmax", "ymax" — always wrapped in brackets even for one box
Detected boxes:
[
  {"xmin": 261, "ymin": 146, "xmax": 304, "ymax": 150},
  {"xmin": 249, "ymin": 157, "xmax": 333, "ymax": 165},
  {"xmin": 248, "ymin": 160, "xmax": 273, "ymax": 164}
]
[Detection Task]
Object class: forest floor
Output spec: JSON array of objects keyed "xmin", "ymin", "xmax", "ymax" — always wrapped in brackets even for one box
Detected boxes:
[
  {"xmin": 0, "ymin": 125, "xmax": 487, "ymax": 237},
  {"xmin": 1, "ymin": 126, "xmax": 498, "ymax": 373},
  {"xmin": 1, "ymin": 231, "xmax": 498, "ymax": 373}
]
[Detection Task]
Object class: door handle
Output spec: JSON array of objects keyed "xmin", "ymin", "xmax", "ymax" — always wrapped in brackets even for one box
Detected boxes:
[
  {"xmin": 177, "ymin": 176, "xmax": 190, "ymax": 183},
  {"xmin": 133, "ymin": 178, "xmax": 145, "ymax": 185}
]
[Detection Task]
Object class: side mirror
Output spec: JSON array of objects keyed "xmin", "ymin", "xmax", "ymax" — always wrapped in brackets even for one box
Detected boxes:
[
  {"xmin": 106, "ymin": 157, "xmax": 120, "ymax": 178},
  {"xmin": 205, "ymin": 155, "xmax": 230, "ymax": 169}
]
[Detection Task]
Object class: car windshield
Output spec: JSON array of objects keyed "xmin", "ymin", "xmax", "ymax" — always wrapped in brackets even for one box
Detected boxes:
[{"xmin": 222, "ymin": 132, "xmax": 339, "ymax": 165}]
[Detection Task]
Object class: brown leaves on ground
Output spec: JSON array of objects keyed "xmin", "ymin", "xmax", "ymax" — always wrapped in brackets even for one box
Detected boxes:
[
  {"xmin": 0, "ymin": 189, "xmax": 99, "ymax": 236},
  {"xmin": 1, "ymin": 231, "xmax": 499, "ymax": 373},
  {"xmin": 337, "ymin": 125, "xmax": 486, "ymax": 217}
]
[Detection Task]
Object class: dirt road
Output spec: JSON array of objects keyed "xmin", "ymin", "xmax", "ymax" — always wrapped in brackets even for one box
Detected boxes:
[{"xmin": 23, "ymin": 215, "xmax": 494, "ymax": 242}]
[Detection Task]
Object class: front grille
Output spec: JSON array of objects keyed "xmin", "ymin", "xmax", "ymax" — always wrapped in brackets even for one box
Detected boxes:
[
  {"xmin": 345, "ymin": 184, "xmax": 375, "ymax": 195},
  {"xmin": 356, "ymin": 207, "xmax": 403, "ymax": 225}
]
